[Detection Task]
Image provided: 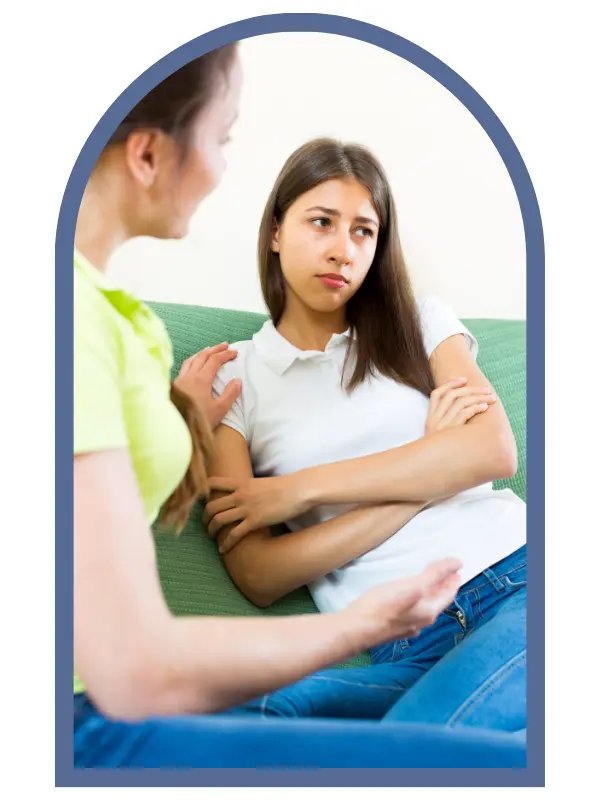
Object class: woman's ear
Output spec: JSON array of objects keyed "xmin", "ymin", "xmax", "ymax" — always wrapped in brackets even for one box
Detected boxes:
[
  {"xmin": 123, "ymin": 129, "xmax": 167, "ymax": 189},
  {"xmin": 271, "ymin": 218, "xmax": 280, "ymax": 253}
]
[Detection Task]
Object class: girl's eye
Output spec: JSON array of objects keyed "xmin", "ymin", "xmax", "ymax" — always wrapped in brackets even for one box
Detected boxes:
[
  {"xmin": 356, "ymin": 227, "xmax": 374, "ymax": 238},
  {"xmin": 312, "ymin": 217, "xmax": 331, "ymax": 228}
]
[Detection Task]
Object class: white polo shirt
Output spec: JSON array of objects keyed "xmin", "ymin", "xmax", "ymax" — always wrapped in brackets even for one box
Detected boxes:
[{"xmin": 212, "ymin": 296, "xmax": 526, "ymax": 613}]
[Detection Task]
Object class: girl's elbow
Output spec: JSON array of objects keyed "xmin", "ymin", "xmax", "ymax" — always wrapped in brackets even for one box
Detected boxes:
[
  {"xmin": 241, "ymin": 577, "xmax": 279, "ymax": 608},
  {"xmin": 494, "ymin": 434, "xmax": 519, "ymax": 479},
  {"xmin": 228, "ymin": 565, "xmax": 279, "ymax": 608}
]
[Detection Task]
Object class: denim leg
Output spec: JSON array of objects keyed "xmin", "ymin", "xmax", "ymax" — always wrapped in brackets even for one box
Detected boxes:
[
  {"xmin": 228, "ymin": 547, "xmax": 527, "ymax": 725},
  {"xmin": 382, "ymin": 584, "xmax": 526, "ymax": 731},
  {"xmin": 73, "ymin": 693, "xmax": 527, "ymax": 768},
  {"xmin": 223, "ymin": 662, "xmax": 426, "ymax": 719},
  {"xmin": 225, "ymin": 614, "xmax": 460, "ymax": 720}
]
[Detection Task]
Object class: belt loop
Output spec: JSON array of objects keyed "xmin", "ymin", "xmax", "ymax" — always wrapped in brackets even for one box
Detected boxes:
[{"xmin": 482, "ymin": 568, "xmax": 505, "ymax": 592}]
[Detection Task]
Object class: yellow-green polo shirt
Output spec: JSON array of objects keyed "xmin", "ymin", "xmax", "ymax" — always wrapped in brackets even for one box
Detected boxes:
[{"xmin": 73, "ymin": 250, "xmax": 192, "ymax": 694}]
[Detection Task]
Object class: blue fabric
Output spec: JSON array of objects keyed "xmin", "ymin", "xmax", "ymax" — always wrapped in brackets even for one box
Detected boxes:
[
  {"xmin": 229, "ymin": 547, "xmax": 526, "ymax": 731},
  {"xmin": 74, "ymin": 693, "xmax": 526, "ymax": 768},
  {"xmin": 73, "ymin": 549, "xmax": 527, "ymax": 767}
]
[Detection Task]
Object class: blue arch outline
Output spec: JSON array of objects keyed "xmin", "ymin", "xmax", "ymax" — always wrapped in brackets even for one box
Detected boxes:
[{"xmin": 57, "ymin": 13, "xmax": 544, "ymax": 788}]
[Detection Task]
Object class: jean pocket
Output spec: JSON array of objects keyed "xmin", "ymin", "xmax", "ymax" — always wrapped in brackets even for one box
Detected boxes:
[
  {"xmin": 369, "ymin": 641, "xmax": 396, "ymax": 664},
  {"xmin": 369, "ymin": 639, "xmax": 410, "ymax": 664}
]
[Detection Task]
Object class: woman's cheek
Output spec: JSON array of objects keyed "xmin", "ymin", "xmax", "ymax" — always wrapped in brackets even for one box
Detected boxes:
[
  {"xmin": 207, "ymin": 148, "xmax": 226, "ymax": 190},
  {"xmin": 192, "ymin": 141, "xmax": 226, "ymax": 201}
]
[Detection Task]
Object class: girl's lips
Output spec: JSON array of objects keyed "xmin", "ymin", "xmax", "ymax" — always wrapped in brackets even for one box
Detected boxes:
[{"xmin": 318, "ymin": 274, "xmax": 348, "ymax": 289}]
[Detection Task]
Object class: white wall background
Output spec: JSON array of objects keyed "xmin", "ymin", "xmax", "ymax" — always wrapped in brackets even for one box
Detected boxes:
[{"xmin": 108, "ymin": 32, "xmax": 526, "ymax": 319}]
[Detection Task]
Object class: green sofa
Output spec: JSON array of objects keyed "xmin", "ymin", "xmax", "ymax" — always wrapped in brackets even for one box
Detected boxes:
[{"xmin": 149, "ymin": 301, "xmax": 526, "ymax": 669}]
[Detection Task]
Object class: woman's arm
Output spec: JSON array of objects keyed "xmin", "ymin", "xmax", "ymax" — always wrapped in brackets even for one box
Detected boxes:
[
  {"xmin": 206, "ymin": 426, "xmax": 426, "ymax": 607},
  {"xmin": 75, "ymin": 449, "xmax": 455, "ymax": 721},
  {"xmin": 299, "ymin": 335, "xmax": 518, "ymax": 506}
]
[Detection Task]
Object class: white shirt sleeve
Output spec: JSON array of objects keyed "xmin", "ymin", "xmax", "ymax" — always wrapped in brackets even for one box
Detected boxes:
[
  {"xmin": 211, "ymin": 363, "xmax": 247, "ymax": 440},
  {"xmin": 418, "ymin": 295, "xmax": 479, "ymax": 360}
]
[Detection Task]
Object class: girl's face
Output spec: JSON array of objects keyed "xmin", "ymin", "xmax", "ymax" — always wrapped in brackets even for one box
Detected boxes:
[
  {"xmin": 128, "ymin": 54, "xmax": 243, "ymax": 240},
  {"xmin": 272, "ymin": 178, "xmax": 380, "ymax": 316}
]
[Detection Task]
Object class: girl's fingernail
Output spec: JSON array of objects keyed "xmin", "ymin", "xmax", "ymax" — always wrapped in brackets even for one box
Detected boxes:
[{"xmin": 479, "ymin": 403, "xmax": 488, "ymax": 410}]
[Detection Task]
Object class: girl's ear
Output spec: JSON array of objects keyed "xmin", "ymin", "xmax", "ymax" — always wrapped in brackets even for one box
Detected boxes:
[{"xmin": 271, "ymin": 217, "xmax": 280, "ymax": 253}]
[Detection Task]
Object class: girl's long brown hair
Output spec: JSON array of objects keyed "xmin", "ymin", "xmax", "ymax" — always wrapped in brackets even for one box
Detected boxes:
[
  {"xmin": 161, "ymin": 385, "xmax": 214, "ymax": 532},
  {"xmin": 103, "ymin": 44, "xmax": 238, "ymax": 531},
  {"xmin": 258, "ymin": 138, "xmax": 435, "ymax": 395}
]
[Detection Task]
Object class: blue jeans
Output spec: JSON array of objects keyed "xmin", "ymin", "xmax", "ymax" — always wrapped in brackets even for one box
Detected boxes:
[
  {"xmin": 229, "ymin": 546, "xmax": 526, "ymax": 732},
  {"xmin": 73, "ymin": 693, "xmax": 526, "ymax": 768}
]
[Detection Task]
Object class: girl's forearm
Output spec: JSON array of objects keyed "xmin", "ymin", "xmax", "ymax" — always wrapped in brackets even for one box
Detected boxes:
[
  {"xmin": 222, "ymin": 501, "xmax": 425, "ymax": 607},
  {"xmin": 299, "ymin": 423, "xmax": 517, "ymax": 508}
]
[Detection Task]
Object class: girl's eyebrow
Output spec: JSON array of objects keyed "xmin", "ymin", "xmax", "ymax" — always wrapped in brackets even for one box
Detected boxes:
[{"xmin": 304, "ymin": 206, "xmax": 379, "ymax": 228}]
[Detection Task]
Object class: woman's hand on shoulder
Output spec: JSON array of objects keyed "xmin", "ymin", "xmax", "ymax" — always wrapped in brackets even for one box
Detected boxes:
[{"xmin": 174, "ymin": 342, "xmax": 242, "ymax": 429}]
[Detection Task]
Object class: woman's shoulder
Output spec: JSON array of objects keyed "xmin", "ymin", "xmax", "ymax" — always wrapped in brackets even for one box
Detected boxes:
[{"xmin": 74, "ymin": 269, "xmax": 124, "ymax": 351}]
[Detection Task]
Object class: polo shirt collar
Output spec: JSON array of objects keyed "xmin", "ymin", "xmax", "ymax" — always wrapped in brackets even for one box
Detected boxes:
[{"xmin": 253, "ymin": 320, "xmax": 351, "ymax": 376}]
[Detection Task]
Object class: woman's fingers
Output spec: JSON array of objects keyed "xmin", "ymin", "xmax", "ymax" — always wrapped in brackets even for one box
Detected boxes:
[
  {"xmin": 418, "ymin": 558, "xmax": 462, "ymax": 591},
  {"xmin": 188, "ymin": 342, "xmax": 231, "ymax": 372},
  {"xmin": 411, "ymin": 573, "xmax": 462, "ymax": 628},
  {"xmin": 203, "ymin": 348, "xmax": 239, "ymax": 380}
]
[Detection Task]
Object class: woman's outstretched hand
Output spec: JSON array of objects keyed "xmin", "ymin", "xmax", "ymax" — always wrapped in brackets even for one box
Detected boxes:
[{"xmin": 343, "ymin": 558, "xmax": 462, "ymax": 649}]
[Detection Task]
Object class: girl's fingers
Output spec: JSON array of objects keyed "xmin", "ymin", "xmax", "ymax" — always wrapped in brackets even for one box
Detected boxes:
[
  {"xmin": 207, "ymin": 506, "xmax": 246, "ymax": 538},
  {"xmin": 202, "ymin": 493, "xmax": 238, "ymax": 526},
  {"xmin": 440, "ymin": 394, "xmax": 496, "ymax": 427},
  {"xmin": 433, "ymin": 386, "xmax": 495, "ymax": 425}
]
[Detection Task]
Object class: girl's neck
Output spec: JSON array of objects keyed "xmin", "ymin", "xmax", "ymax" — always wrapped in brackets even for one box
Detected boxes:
[{"xmin": 277, "ymin": 294, "xmax": 348, "ymax": 352}]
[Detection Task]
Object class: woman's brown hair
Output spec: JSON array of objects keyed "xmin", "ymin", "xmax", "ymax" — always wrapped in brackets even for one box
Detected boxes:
[
  {"xmin": 258, "ymin": 138, "xmax": 435, "ymax": 395},
  {"xmin": 104, "ymin": 44, "xmax": 238, "ymax": 531}
]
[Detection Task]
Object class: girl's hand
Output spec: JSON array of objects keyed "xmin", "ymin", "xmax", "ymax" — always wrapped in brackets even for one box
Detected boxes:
[
  {"xmin": 174, "ymin": 343, "xmax": 241, "ymax": 430},
  {"xmin": 203, "ymin": 474, "xmax": 310, "ymax": 551},
  {"xmin": 425, "ymin": 377, "xmax": 497, "ymax": 436}
]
